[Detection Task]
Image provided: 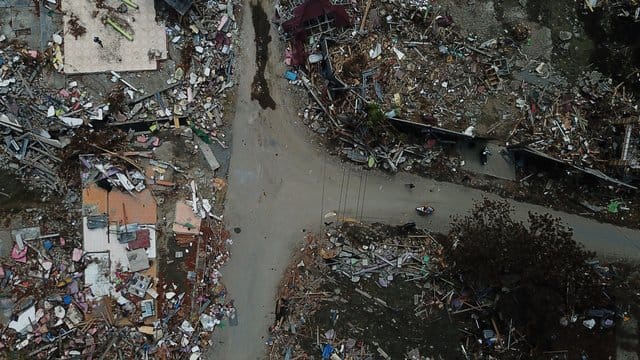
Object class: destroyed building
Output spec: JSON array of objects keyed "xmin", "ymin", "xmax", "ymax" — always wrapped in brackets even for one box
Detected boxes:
[
  {"xmin": 0, "ymin": 0, "xmax": 240, "ymax": 357},
  {"xmin": 273, "ymin": 0, "xmax": 640, "ymax": 190},
  {"xmin": 267, "ymin": 220, "xmax": 627, "ymax": 359}
]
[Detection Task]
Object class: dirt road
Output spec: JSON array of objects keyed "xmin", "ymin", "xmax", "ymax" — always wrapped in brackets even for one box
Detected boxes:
[{"xmin": 210, "ymin": 1, "xmax": 640, "ymax": 358}]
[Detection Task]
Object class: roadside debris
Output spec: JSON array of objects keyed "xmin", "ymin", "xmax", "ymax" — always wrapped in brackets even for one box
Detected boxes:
[
  {"xmin": 271, "ymin": 0, "xmax": 640, "ymax": 224},
  {"xmin": 274, "ymin": 0, "xmax": 638, "ymax": 184},
  {"xmin": 1, "ymin": 0, "xmax": 237, "ymax": 195},
  {"xmin": 267, "ymin": 221, "xmax": 628, "ymax": 359},
  {"xmin": 0, "ymin": 0, "xmax": 241, "ymax": 357},
  {"xmin": 0, "ymin": 144, "xmax": 235, "ymax": 357},
  {"xmin": 0, "ymin": 224, "xmax": 234, "ymax": 357}
]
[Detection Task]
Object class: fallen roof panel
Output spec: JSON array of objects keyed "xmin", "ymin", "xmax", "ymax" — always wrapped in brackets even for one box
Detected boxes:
[
  {"xmin": 509, "ymin": 145, "xmax": 637, "ymax": 190},
  {"xmin": 163, "ymin": 0, "xmax": 193, "ymax": 15}
]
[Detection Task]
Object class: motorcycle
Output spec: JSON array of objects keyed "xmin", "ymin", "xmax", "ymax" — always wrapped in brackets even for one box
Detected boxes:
[{"xmin": 415, "ymin": 206, "xmax": 435, "ymax": 216}]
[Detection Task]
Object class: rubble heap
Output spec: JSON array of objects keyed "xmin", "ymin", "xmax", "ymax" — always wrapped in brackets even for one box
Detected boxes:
[
  {"xmin": 126, "ymin": 0, "xmax": 237, "ymax": 141},
  {"xmin": 0, "ymin": 223, "xmax": 234, "ymax": 358},
  {"xmin": 0, "ymin": 42, "xmax": 92, "ymax": 192},
  {"xmin": 0, "ymin": 0, "xmax": 239, "ymax": 194},
  {"xmin": 267, "ymin": 222, "xmax": 624, "ymax": 359},
  {"xmin": 1, "ymin": 0, "xmax": 242, "ymax": 356},
  {"xmin": 273, "ymin": 0, "xmax": 640, "ymax": 186},
  {"xmin": 0, "ymin": 148, "xmax": 236, "ymax": 358}
]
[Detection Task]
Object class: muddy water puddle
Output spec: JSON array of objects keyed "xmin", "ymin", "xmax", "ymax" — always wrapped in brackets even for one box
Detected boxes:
[
  {"xmin": 0, "ymin": 171, "xmax": 42, "ymax": 211},
  {"xmin": 524, "ymin": 0, "xmax": 639, "ymax": 84},
  {"xmin": 251, "ymin": 2, "xmax": 276, "ymax": 110}
]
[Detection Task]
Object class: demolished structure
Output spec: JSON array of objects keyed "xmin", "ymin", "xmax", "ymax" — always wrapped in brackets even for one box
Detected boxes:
[
  {"xmin": 1, "ymin": 0, "xmax": 236, "ymax": 194},
  {"xmin": 0, "ymin": 0, "xmax": 240, "ymax": 357},
  {"xmin": 273, "ymin": 0, "xmax": 640, "ymax": 191},
  {"xmin": 0, "ymin": 145, "xmax": 236, "ymax": 358},
  {"xmin": 267, "ymin": 221, "xmax": 624, "ymax": 359}
]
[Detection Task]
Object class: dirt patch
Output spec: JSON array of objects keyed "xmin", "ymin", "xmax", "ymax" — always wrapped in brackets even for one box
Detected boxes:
[{"xmin": 0, "ymin": 172, "xmax": 44, "ymax": 211}]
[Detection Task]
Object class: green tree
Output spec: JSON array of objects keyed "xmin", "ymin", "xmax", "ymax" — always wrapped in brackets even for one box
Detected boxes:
[
  {"xmin": 365, "ymin": 103, "xmax": 385, "ymax": 128},
  {"xmin": 447, "ymin": 198, "xmax": 599, "ymax": 344}
]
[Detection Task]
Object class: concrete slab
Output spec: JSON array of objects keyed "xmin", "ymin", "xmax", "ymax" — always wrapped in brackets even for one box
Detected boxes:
[
  {"xmin": 84, "ymin": 252, "xmax": 113, "ymax": 297},
  {"xmin": 62, "ymin": 0, "xmax": 167, "ymax": 74},
  {"xmin": 82, "ymin": 217, "xmax": 156, "ymax": 273},
  {"xmin": 196, "ymin": 136, "xmax": 221, "ymax": 172},
  {"xmin": 126, "ymin": 248, "xmax": 149, "ymax": 272},
  {"xmin": 458, "ymin": 141, "xmax": 517, "ymax": 181},
  {"xmin": 7, "ymin": 8, "xmax": 40, "ymax": 46},
  {"xmin": 172, "ymin": 201, "xmax": 201, "ymax": 236}
]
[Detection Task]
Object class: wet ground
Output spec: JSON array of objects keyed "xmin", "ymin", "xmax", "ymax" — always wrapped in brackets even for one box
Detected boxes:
[
  {"xmin": 450, "ymin": 0, "xmax": 639, "ymax": 84},
  {"xmin": 305, "ymin": 273, "xmax": 463, "ymax": 358},
  {"xmin": 581, "ymin": 10, "xmax": 640, "ymax": 90},
  {"xmin": 250, "ymin": 1, "xmax": 276, "ymax": 110},
  {"xmin": 0, "ymin": 171, "xmax": 44, "ymax": 211},
  {"xmin": 270, "ymin": 223, "xmax": 630, "ymax": 359},
  {"xmin": 518, "ymin": 0, "xmax": 639, "ymax": 84},
  {"xmin": 520, "ymin": 0, "xmax": 595, "ymax": 80}
]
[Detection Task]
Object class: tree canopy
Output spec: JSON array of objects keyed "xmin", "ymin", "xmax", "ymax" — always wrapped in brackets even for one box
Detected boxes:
[{"xmin": 447, "ymin": 198, "xmax": 600, "ymax": 341}]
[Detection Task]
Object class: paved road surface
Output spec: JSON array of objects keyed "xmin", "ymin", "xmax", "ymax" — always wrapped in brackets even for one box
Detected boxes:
[{"xmin": 211, "ymin": 1, "xmax": 640, "ymax": 358}]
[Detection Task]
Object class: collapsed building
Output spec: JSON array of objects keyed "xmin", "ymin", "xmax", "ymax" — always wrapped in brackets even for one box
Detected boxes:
[
  {"xmin": 0, "ymin": 0, "xmax": 240, "ymax": 357},
  {"xmin": 273, "ymin": 0, "xmax": 640, "ymax": 190}
]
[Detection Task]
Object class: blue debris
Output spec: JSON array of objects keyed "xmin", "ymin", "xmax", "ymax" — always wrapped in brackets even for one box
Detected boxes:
[
  {"xmin": 284, "ymin": 71, "xmax": 298, "ymax": 81},
  {"xmin": 322, "ymin": 344, "xmax": 334, "ymax": 359}
]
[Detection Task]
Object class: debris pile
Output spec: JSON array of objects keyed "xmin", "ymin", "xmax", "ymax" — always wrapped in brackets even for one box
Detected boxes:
[
  {"xmin": 0, "ymin": 132, "xmax": 235, "ymax": 357},
  {"xmin": 120, "ymin": 0, "xmax": 238, "ymax": 150},
  {"xmin": 1, "ymin": 0, "xmax": 242, "ymax": 357},
  {"xmin": 1, "ymin": 0, "xmax": 239, "ymax": 194},
  {"xmin": 274, "ymin": 0, "xmax": 639, "ymax": 188},
  {"xmin": 583, "ymin": 0, "xmax": 640, "ymax": 21},
  {"xmin": 267, "ymin": 222, "xmax": 623, "ymax": 359},
  {"xmin": 0, "ymin": 41, "xmax": 96, "ymax": 193},
  {"xmin": 268, "ymin": 223, "xmax": 461, "ymax": 359},
  {"xmin": 0, "ymin": 222, "xmax": 234, "ymax": 358}
]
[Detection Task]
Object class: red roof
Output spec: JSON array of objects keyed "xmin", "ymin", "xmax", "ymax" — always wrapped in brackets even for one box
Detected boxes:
[
  {"xmin": 282, "ymin": 0, "xmax": 350, "ymax": 35},
  {"xmin": 281, "ymin": 0, "xmax": 351, "ymax": 66}
]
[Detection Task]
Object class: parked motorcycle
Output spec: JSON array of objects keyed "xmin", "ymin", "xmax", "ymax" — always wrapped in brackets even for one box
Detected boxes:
[{"xmin": 415, "ymin": 206, "xmax": 435, "ymax": 216}]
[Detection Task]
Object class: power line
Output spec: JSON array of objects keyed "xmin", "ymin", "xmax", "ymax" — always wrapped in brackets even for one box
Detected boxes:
[
  {"xmin": 359, "ymin": 170, "xmax": 368, "ymax": 221},
  {"xmin": 342, "ymin": 165, "xmax": 352, "ymax": 219},
  {"xmin": 337, "ymin": 165, "xmax": 346, "ymax": 219},
  {"xmin": 320, "ymin": 152, "xmax": 327, "ymax": 227}
]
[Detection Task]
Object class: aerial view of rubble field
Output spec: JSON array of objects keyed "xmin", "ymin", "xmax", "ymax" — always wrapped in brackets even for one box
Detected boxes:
[{"xmin": 0, "ymin": 0, "xmax": 639, "ymax": 358}]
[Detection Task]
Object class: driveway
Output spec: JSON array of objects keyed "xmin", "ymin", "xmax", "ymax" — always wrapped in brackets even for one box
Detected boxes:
[{"xmin": 210, "ymin": 1, "xmax": 640, "ymax": 358}]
